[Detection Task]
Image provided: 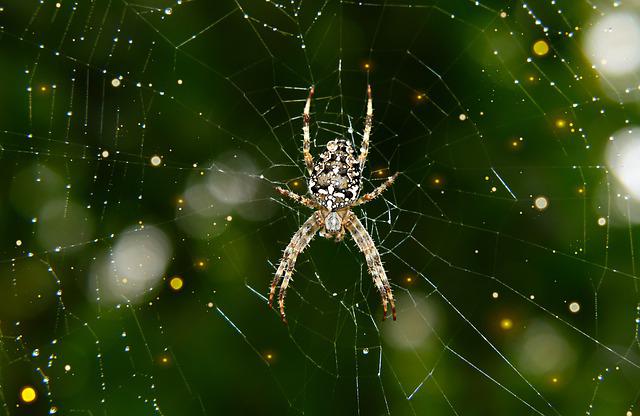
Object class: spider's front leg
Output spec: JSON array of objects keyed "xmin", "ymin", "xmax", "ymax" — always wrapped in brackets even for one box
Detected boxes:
[
  {"xmin": 303, "ymin": 86, "xmax": 315, "ymax": 176},
  {"xmin": 354, "ymin": 172, "xmax": 399, "ymax": 207},
  {"xmin": 358, "ymin": 85, "xmax": 373, "ymax": 170},
  {"xmin": 275, "ymin": 186, "xmax": 319, "ymax": 209},
  {"xmin": 269, "ymin": 212, "xmax": 322, "ymax": 324}
]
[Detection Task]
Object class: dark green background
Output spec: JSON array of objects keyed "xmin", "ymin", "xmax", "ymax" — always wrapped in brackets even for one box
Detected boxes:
[{"xmin": 0, "ymin": 0, "xmax": 639, "ymax": 415}]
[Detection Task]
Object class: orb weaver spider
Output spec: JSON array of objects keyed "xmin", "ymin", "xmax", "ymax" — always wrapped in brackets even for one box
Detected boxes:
[{"xmin": 269, "ymin": 85, "xmax": 398, "ymax": 324}]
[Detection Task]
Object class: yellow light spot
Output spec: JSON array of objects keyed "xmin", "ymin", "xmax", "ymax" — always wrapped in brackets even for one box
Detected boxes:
[
  {"xmin": 555, "ymin": 119, "xmax": 566, "ymax": 128},
  {"xmin": 150, "ymin": 155, "xmax": 162, "ymax": 166},
  {"xmin": 197, "ymin": 260, "xmax": 206, "ymax": 268},
  {"xmin": 292, "ymin": 181, "xmax": 299, "ymax": 187},
  {"xmin": 512, "ymin": 141, "xmax": 519, "ymax": 147},
  {"xmin": 500, "ymin": 318, "xmax": 513, "ymax": 330},
  {"xmin": 405, "ymin": 276, "xmax": 413, "ymax": 284},
  {"xmin": 169, "ymin": 276, "xmax": 184, "ymax": 291},
  {"xmin": 364, "ymin": 63, "xmax": 371, "ymax": 70},
  {"xmin": 578, "ymin": 187, "xmax": 584, "ymax": 194},
  {"xmin": 533, "ymin": 40, "xmax": 550, "ymax": 56},
  {"xmin": 416, "ymin": 94, "xmax": 424, "ymax": 101},
  {"xmin": 160, "ymin": 355, "xmax": 170, "ymax": 364},
  {"xmin": 484, "ymin": 176, "xmax": 490, "ymax": 181},
  {"xmin": 529, "ymin": 76, "xmax": 535, "ymax": 81},
  {"xmin": 177, "ymin": 198, "xmax": 184, "ymax": 204},
  {"xmin": 40, "ymin": 86, "xmax": 47, "ymax": 92},
  {"xmin": 20, "ymin": 386, "xmax": 37, "ymax": 403},
  {"xmin": 265, "ymin": 353, "xmax": 274, "ymax": 361},
  {"xmin": 551, "ymin": 377, "xmax": 559, "ymax": 383},
  {"xmin": 433, "ymin": 178, "xmax": 441, "ymax": 185}
]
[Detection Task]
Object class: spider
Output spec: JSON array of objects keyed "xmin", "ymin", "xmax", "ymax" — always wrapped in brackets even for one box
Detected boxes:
[{"xmin": 269, "ymin": 85, "xmax": 399, "ymax": 324}]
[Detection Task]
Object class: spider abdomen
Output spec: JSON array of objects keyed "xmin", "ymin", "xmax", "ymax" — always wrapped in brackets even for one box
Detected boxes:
[{"xmin": 309, "ymin": 139, "xmax": 361, "ymax": 211}]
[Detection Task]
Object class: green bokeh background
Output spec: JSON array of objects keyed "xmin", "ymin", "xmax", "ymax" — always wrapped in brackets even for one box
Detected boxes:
[{"xmin": 0, "ymin": 0, "xmax": 639, "ymax": 415}]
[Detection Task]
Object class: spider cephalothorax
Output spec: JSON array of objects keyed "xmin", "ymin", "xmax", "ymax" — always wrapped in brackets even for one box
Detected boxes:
[{"xmin": 270, "ymin": 85, "xmax": 398, "ymax": 324}]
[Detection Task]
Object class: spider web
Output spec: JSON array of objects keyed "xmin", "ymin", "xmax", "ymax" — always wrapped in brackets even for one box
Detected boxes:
[{"xmin": 1, "ymin": 0, "xmax": 640, "ymax": 414}]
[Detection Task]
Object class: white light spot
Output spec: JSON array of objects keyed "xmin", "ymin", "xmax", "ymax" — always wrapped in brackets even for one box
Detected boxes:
[
  {"xmin": 101, "ymin": 150, "xmax": 109, "ymax": 158},
  {"xmin": 111, "ymin": 78, "xmax": 121, "ymax": 87},
  {"xmin": 607, "ymin": 127, "xmax": 640, "ymax": 201},
  {"xmin": 534, "ymin": 196, "xmax": 548, "ymax": 210},
  {"xmin": 164, "ymin": 7, "xmax": 172, "ymax": 15},
  {"xmin": 585, "ymin": 12, "xmax": 640, "ymax": 77},
  {"xmin": 92, "ymin": 226, "xmax": 172, "ymax": 304},
  {"xmin": 16, "ymin": 240, "xmax": 22, "ymax": 246},
  {"xmin": 384, "ymin": 295, "xmax": 438, "ymax": 350},
  {"xmin": 569, "ymin": 302, "xmax": 580, "ymax": 313},
  {"xmin": 459, "ymin": 113, "xmax": 467, "ymax": 121},
  {"xmin": 492, "ymin": 291, "xmax": 499, "ymax": 299},
  {"xmin": 597, "ymin": 217, "xmax": 606, "ymax": 226},
  {"xmin": 517, "ymin": 321, "xmax": 574, "ymax": 376}
]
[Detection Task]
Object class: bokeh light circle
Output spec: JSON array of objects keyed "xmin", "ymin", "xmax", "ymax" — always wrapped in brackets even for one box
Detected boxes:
[
  {"xmin": 606, "ymin": 126, "xmax": 640, "ymax": 200},
  {"xmin": 585, "ymin": 11, "xmax": 640, "ymax": 77}
]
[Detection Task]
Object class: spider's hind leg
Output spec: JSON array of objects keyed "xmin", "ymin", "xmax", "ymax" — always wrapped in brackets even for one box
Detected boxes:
[
  {"xmin": 269, "ymin": 212, "xmax": 322, "ymax": 323},
  {"xmin": 345, "ymin": 211, "xmax": 396, "ymax": 321}
]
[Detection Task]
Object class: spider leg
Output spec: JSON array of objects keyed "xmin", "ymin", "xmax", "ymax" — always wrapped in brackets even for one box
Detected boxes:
[
  {"xmin": 269, "ymin": 212, "xmax": 322, "ymax": 324},
  {"xmin": 303, "ymin": 86, "xmax": 315, "ymax": 176},
  {"xmin": 354, "ymin": 172, "xmax": 399, "ymax": 207},
  {"xmin": 275, "ymin": 186, "xmax": 320, "ymax": 209},
  {"xmin": 358, "ymin": 85, "xmax": 373, "ymax": 170},
  {"xmin": 345, "ymin": 211, "xmax": 396, "ymax": 320}
]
